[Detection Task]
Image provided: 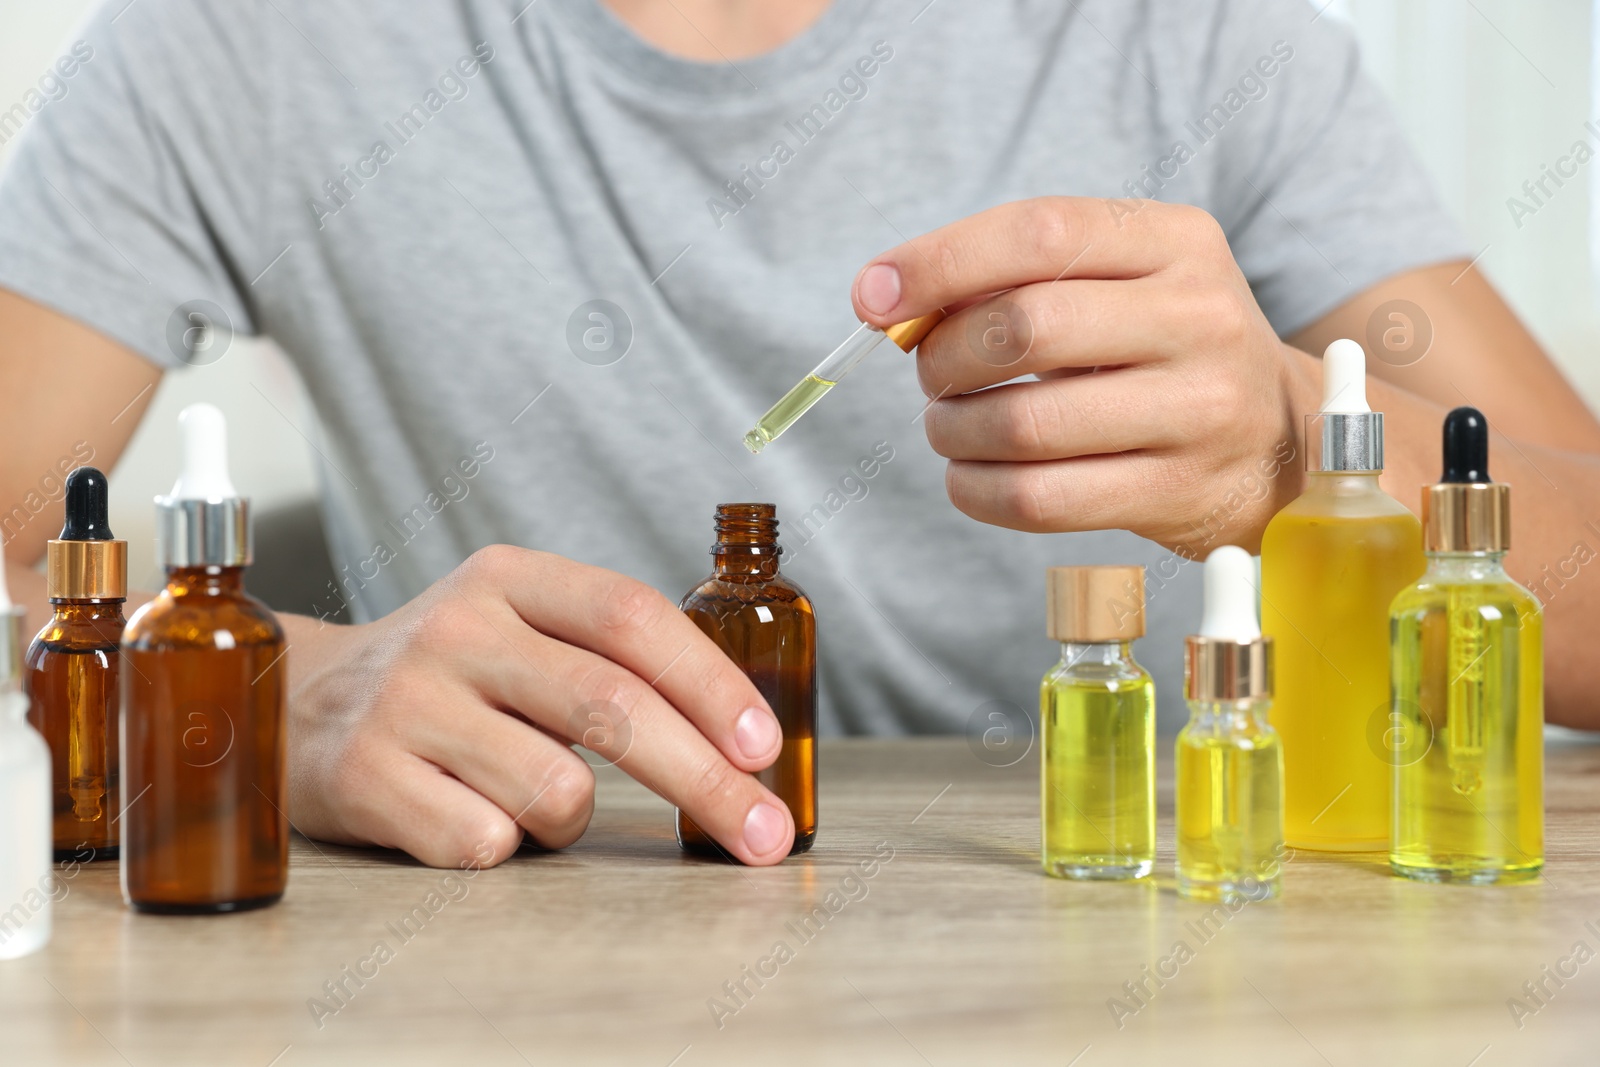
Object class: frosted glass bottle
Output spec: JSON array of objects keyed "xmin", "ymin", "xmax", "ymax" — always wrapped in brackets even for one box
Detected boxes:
[{"xmin": 1, "ymin": 582, "xmax": 53, "ymax": 959}]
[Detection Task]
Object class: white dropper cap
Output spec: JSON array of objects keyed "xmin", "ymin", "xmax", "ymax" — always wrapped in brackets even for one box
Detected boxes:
[
  {"xmin": 1199, "ymin": 545, "xmax": 1260, "ymax": 640},
  {"xmin": 1187, "ymin": 545, "xmax": 1272, "ymax": 701},
  {"xmin": 169, "ymin": 402, "xmax": 237, "ymax": 500},
  {"xmin": 155, "ymin": 402, "xmax": 251, "ymax": 567},
  {"xmin": 1320, "ymin": 339, "xmax": 1370, "ymax": 414}
]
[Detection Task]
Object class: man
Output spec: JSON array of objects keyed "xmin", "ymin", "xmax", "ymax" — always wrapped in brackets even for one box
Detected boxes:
[{"xmin": 2, "ymin": 0, "xmax": 1596, "ymax": 868}]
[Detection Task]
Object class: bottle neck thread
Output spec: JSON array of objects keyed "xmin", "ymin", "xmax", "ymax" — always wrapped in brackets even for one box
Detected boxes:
[{"xmin": 712, "ymin": 503, "xmax": 780, "ymax": 578}]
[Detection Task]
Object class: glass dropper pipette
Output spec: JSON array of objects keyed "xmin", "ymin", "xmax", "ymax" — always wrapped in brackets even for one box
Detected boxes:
[{"xmin": 742, "ymin": 309, "xmax": 946, "ymax": 454}]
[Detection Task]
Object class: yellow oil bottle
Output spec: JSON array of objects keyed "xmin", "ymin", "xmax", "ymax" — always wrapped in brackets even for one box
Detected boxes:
[
  {"xmin": 1389, "ymin": 407, "xmax": 1543, "ymax": 884},
  {"xmin": 1040, "ymin": 566, "xmax": 1154, "ymax": 880},
  {"xmin": 1176, "ymin": 546, "xmax": 1284, "ymax": 902},
  {"xmin": 1261, "ymin": 340, "xmax": 1423, "ymax": 851}
]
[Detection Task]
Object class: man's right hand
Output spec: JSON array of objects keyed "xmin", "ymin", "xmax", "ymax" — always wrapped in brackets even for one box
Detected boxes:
[{"xmin": 282, "ymin": 545, "xmax": 796, "ymax": 868}]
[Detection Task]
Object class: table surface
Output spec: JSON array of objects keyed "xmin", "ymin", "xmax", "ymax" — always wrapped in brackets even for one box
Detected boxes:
[{"xmin": 4, "ymin": 736, "xmax": 1599, "ymax": 1066}]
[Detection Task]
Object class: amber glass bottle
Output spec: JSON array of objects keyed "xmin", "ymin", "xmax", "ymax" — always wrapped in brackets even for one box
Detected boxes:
[
  {"xmin": 677, "ymin": 503, "xmax": 816, "ymax": 857},
  {"xmin": 121, "ymin": 404, "xmax": 288, "ymax": 913},
  {"xmin": 26, "ymin": 467, "xmax": 126, "ymax": 860}
]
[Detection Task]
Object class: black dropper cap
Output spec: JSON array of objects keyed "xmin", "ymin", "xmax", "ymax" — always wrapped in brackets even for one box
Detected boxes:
[
  {"xmin": 1425, "ymin": 407, "xmax": 1508, "ymax": 552},
  {"xmin": 1441, "ymin": 407, "xmax": 1490, "ymax": 484},
  {"xmin": 60, "ymin": 467, "xmax": 114, "ymax": 541}
]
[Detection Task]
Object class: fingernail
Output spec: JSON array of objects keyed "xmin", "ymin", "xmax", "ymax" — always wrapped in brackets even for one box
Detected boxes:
[
  {"xmin": 743, "ymin": 802, "xmax": 789, "ymax": 857},
  {"xmin": 734, "ymin": 707, "xmax": 781, "ymax": 761},
  {"xmin": 855, "ymin": 262, "xmax": 902, "ymax": 317}
]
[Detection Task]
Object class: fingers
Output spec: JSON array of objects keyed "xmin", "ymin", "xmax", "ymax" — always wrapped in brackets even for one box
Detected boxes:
[
  {"xmin": 408, "ymin": 697, "xmax": 596, "ymax": 849},
  {"xmin": 352, "ymin": 751, "xmax": 527, "ymax": 871},
  {"xmin": 473, "ymin": 548, "xmax": 783, "ymax": 772},
  {"xmin": 439, "ymin": 554, "xmax": 795, "ymax": 865},
  {"xmin": 944, "ymin": 452, "xmax": 1189, "ymax": 536},
  {"xmin": 497, "ymin": 626, "xmax": 794, "ymax": 865},
  {"xmin": 913, "ymin": 278, "xmax": 1187, "ymax": 397},
  {"xmin": 924, "ymin": 370, "xmax": 1185, "ymax": 463},
  {"xmin": 851, "ymin": 197, "xmax": 1220, "ymax": 326}
]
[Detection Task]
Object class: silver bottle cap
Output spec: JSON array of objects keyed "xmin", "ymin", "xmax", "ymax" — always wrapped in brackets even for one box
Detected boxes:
[
  {"xmin": 155, "ymin": 403, "xmax": 252, "ymax": 568},
  {"xmin": 1306, "ymin": 339, "xmax": 1383, "ymax": 473},
  {"xmin": 156, "ymin": 496, "xmax": 253, "ymax": 567},
  {"xmin": 1306, "ymin": 411, "xmax": 1384, "ymax": 472}
]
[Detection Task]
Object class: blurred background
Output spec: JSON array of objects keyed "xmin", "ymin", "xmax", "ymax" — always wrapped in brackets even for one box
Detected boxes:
[{"xmin": 3, "ymin": 0, "xmax": 1596, "ymax": 609}]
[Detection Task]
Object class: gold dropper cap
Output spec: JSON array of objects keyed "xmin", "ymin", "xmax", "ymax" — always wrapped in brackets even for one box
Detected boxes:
[
  {"xmin": 46, "ymin": 541, "xmax": 128, "ymax": 601},
  {"xmin": 1184, "ymin": 636, "xmax": 1273, "ymax": 701},
  {"xmin": 1423, "ymin": 406, "xmax": 1509, "ymax": 553},
  {"xmin": 883, "ymin": 309, "xmax": 947, "ymax": 352},
  {"xmin": 46, "ymin": 467, "xmax": 128, "ymax": 601},
  {"xmin": 1046, "ymin": 565, "xmax": 1145, "ymax": 642},
  {"xmin": 1182, "ymin": 546, "xmax": 1272, "ymax": 701},
  {"xmin": 1423, "ymin": 483, "xmax": 1510, "ymax": 553}
]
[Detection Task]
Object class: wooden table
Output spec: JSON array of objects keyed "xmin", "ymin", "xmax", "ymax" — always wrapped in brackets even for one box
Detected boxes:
[{"xmin": 4, "ymin": 737, "xmax": 1599, "ymax": 1066}]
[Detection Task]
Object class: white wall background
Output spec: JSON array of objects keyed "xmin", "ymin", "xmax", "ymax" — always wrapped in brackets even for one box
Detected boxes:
[
  {"xmin": 1341, "ymin": 0, "xmax": 1600, "ymax": 400},
  {"xmin": 1, "ymin": 0, "xmax": 318, "ymax": 588},
  {"xmin": 3, "ymin": 0, "xmax": 1598, "ymax": 585}
]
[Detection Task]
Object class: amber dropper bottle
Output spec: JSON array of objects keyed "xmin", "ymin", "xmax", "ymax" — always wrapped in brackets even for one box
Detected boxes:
[
  {"xmin": 25, "ymin": 467, "xmax": 126, "ymax": 860},
  {"xmin": 121, "ymin": 403, "xmax": 289, "ymax": 913},
  {"xmin": 677, "ymin": 503, "xmax": 816, "ymax": 857}
]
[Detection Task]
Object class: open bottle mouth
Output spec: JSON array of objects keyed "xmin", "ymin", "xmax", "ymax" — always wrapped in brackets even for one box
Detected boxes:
[{"xmin": 713, "ymin": 502, "xmax": 780, "ymax": 552}]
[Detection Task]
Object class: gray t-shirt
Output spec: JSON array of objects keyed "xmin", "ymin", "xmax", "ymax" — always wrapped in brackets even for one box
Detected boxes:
[{"xmin": 0, "ymin": 0, "xmax": 1467, "ymax": 734}]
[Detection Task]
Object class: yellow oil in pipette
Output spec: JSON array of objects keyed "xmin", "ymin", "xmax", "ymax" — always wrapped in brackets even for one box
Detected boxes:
[
  {"xmin": 744, "ymin": 375, "xmax": 836, "ymax": 455},
  {"xmin": 742, "ymin": 310, "xmax": 947, "ymax": 454}
]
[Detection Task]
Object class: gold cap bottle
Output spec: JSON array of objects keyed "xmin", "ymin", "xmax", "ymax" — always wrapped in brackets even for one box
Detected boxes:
[{"xmin": 1045, "ymin": 565, "xmax": 1145, "ymax": 642}]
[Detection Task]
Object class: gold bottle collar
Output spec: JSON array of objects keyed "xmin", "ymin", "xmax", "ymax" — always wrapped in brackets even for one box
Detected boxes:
[
  {"xmin": 1423, "ymin": 482, "xmax": 1510, "ymax": 553},
  {"xmin": 1184, "ymin": 635, "xmax": 1273, "ymax": 702},
  {"xmin": 46, "ymin": 539, "xmax": 128, "ymax": 600}
]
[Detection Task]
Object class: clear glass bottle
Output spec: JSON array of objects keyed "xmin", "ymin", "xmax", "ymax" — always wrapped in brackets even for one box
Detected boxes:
[
  {"xmin": 1262, "ymin": 340, "xmax": 1423, "ymax": 852},
  {"xmin": 677, "ymin": 503, "xmax": 816, "ymax": 857},
  {"xmin": 1177, "ymin": 546, "xmax": 1284, "ymax": 903},
  {"xmin": 1040, "ymin": 565, "xmax": 1154, "ymax": 879},
  {"xmin": 121, "ymin": 404, "xmax": 289, "ymax": 912},
  {"xmin": 0, "ymin": 543, "xmax": 52, "ymax": 959},
  {"xmin": 25, "ymin": 466, "xmax": 125, "ymax": 860},
  {"xmin": 1390, "ymin": 407, "xmax": 1542, "ymax": 884}
]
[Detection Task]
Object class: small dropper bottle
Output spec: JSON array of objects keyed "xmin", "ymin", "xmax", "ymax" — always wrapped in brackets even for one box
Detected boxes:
[
  {"xmin": 1040, "ymin": 566, "xmax": 1154, "ymax": 880},
  {"xmin": 25, "ymin": 467, "xmax": 127, "ymax": 860},
  {"xmin": 677, "ymin": 504, "xmax": 816, "ymax": 857},
  {"xmin": 0, "ymin": 538, "xmax": 53, "ymax": 959},
  {"xmin": 1389, "ymin": 407, "xmax": 1543, "ymax": 884},
  {"xmin": 1261, "ymin": 339, "xmax": 1423, "ymax": 851},
  {"xmin": 1176, "ymin": 546, "xmax": 1285, "ymax": 903},
  {"xmin": 121, "ymin": 403, "xmax": 290, "ymax": 912}
]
